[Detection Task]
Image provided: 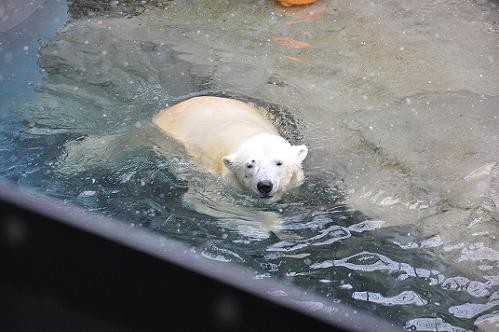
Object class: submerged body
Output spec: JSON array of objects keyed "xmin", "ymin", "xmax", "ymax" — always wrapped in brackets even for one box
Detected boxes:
[{"xmin": 153, "ymin": 96, "xmax": 308, "ymax": 201}]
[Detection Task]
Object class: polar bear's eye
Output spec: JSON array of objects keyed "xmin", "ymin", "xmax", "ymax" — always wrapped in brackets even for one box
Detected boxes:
[
  {"xmin": 276, "ymin": 161, "xmax": 283, "ymax": 166},
  {"xmin": 246, "ymin": 164, "xmax": 253, "ymax": 169}
]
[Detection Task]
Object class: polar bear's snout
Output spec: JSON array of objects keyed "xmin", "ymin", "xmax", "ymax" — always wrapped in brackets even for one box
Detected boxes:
[
  {"xmin": 257, "ymin": 180, "xmax": 273, "ymax": 196},
  {"xmin": 221, "ymin": 133, "xmax": 307, "ymax": 201}
]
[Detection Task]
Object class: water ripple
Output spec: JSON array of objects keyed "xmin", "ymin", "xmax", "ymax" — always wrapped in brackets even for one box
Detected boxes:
[
  {"xmin": 441, "ymin": 275, "xmax": 499, "ymax": 298},
  {"xmin": 449, "ymin": 296, "xmax": 499, "ymax": 320},
  {"xmin": 311, "ymin": 251, "xmax": 445, "ymax": 285},
  {"xmin": 347, "ymin": 219, "xmax": 384, "ymax": 233},
  {"xmin": 266, "ymin": 219, "xmax": 384, "ymax": 253},
  {"xmin": 267, "ymin": 225, "xmax": 351, "ymax": 252},
  {"xmin": 404, "ymin": 317, "xmax": 471, "ymax": 332},
  {"xmin": 458, "ymin": 243, "xmax": 499, "ymax": 264},
  {"xmin": 352, "ymin": 290, "xmax": 427, "ymax": 306}
]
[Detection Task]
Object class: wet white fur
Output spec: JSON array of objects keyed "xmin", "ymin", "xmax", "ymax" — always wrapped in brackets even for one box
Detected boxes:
[{"xmin": 153, "ymin": 96, "xmax": 308, "ymax": 201}]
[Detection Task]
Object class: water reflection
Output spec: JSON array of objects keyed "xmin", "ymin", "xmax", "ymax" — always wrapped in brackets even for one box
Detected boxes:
[
  {"xmin": 404, "ymin": 317, "xmax": 471, "ymax": 332},
  {"xmin": 312, "ymin": 251, "xmax": 445, "ymax": 285},
  {"xmin": 352, "ymin": 291, "xmax": 427, "ymax": 307}
]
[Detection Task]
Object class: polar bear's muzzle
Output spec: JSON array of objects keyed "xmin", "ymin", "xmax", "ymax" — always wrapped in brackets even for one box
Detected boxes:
[{"xmin": 257, "ymin": 180, "xmax": 273, "ymax": 198}]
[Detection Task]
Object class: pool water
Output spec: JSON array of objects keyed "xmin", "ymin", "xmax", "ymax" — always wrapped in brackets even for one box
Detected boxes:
[{"xmin": 1, "ymin": 1, "xmax": 498, "ymax": 330}]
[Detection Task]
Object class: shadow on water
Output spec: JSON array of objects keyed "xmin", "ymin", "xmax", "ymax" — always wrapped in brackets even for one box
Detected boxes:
[{"xmin": 1, "ymin": 0, "xmax": 499, "ymax": 331}]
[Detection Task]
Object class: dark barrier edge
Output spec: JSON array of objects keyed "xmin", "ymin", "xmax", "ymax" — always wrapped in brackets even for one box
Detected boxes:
[{"xmin": 0, "ymin": 182, "xmax": 401, "ymax": 332}]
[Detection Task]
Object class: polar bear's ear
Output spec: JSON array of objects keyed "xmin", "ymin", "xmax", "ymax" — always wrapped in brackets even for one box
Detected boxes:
[
  {"xmin": 293, "ymin": 145, "xmax": 308, "ymax": 163},
  {"xmin": 223, "ymin": 153, "xmax": 236, "ymax": 169}
]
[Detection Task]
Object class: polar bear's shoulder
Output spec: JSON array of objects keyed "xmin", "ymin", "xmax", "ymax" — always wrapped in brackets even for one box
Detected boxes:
[
  {"xmin": 153, "ymin": 96, "xmax": 275, "ymax": 130},
  {"xmin": 152, "ymin": 96, "xmax": 279, "ymax": 174}
]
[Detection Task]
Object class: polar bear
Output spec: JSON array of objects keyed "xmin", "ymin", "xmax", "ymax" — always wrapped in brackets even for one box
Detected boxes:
[{"xmin": 152, "ymin": 96, "xmax": 308, "ymax": 201}]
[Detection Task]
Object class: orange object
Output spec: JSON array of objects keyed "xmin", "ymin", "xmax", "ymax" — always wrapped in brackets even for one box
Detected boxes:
[
  {"xmin": 273, "ymin": 37, "xmax": 314, "ymax": 49},
  {"xmin": 282, "ymin": 2, "xmax": 326, "ymax": 24},
  {"xmin": 276, "ymin": 0, "xmax": 318, "ymax": 7},
  {"xmin": 282, "ymin": 55, "xmax": 306, "ymax": 63}
]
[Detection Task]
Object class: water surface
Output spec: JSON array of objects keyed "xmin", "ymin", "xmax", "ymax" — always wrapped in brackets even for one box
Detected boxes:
[{"xmin": 1, "ymin": 0, "xmax": 498, "ymax": 330}]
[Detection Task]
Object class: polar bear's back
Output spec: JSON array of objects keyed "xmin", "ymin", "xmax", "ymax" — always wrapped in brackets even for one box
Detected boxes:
[{"xmin": 153, "ymin": 96, "xmax": 278, "ymax": 173}]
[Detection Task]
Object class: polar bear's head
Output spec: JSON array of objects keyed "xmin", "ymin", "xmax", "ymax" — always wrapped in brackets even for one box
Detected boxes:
[{"xmin": 223, "ymin": 133, "xmax": 308, "ymax": 201}]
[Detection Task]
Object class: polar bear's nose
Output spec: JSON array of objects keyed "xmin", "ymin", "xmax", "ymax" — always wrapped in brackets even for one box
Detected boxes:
[{"xmin": 257, "ymin": 180, "xmax": 273, "ymax": 194}]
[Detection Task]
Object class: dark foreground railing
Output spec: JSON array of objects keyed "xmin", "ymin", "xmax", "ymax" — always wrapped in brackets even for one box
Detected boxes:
[{"xmin": 0, "ymin": 184, "xmax": 400, "ymax": 332}]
